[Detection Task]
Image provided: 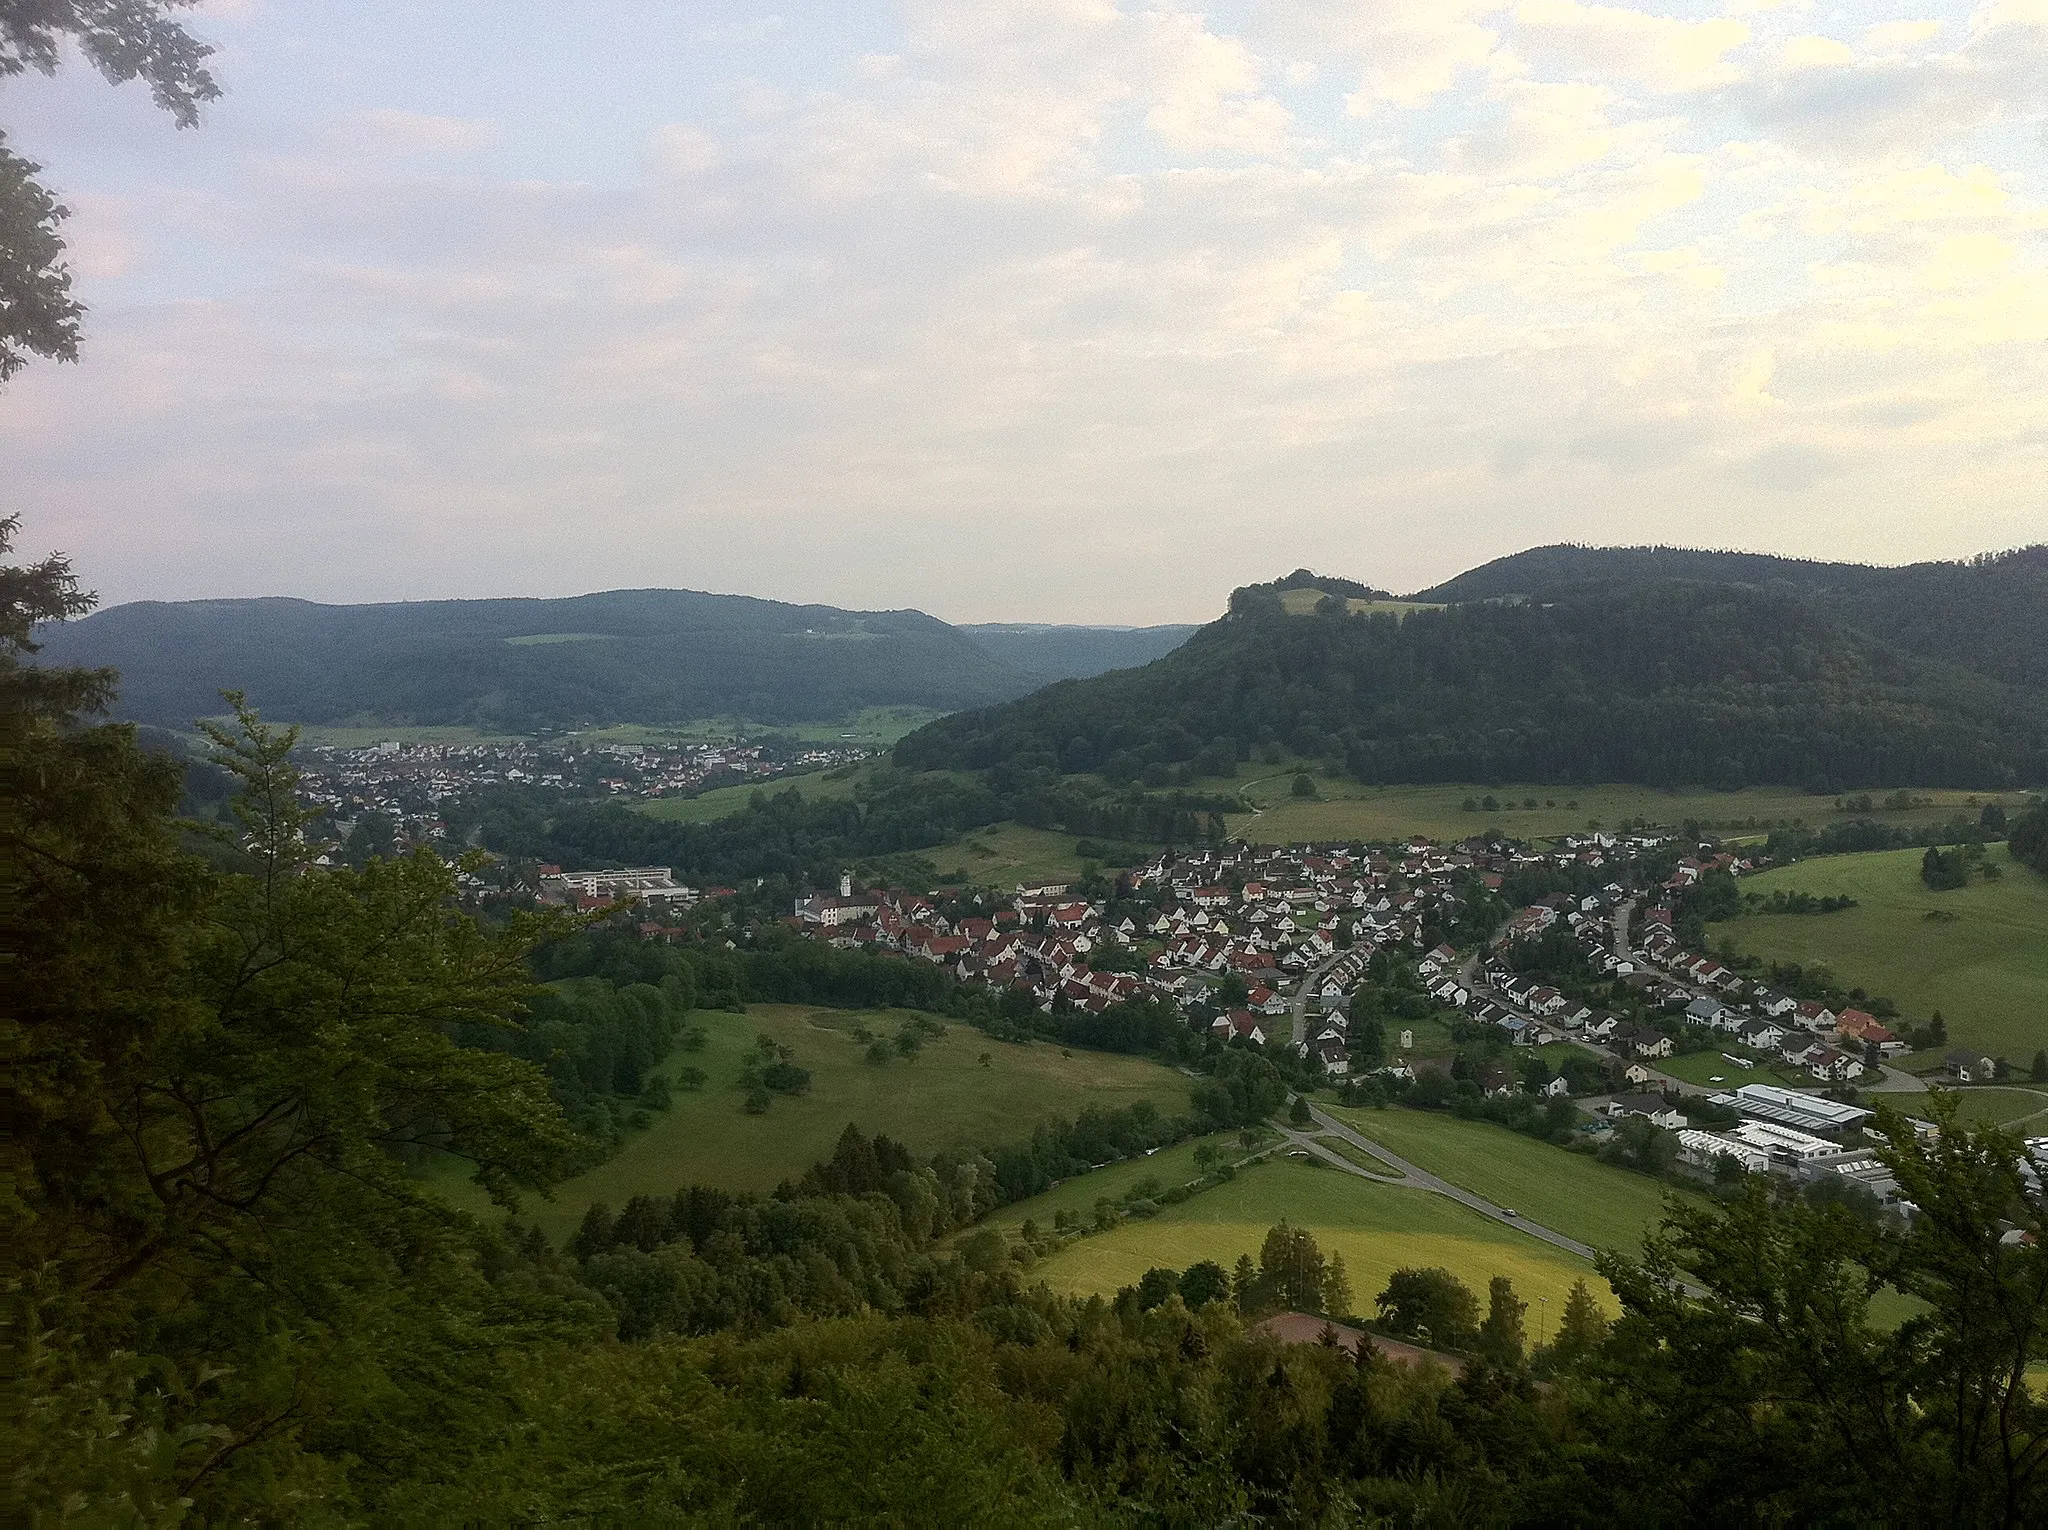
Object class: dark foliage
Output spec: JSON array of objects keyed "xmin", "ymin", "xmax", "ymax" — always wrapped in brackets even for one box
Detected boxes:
[
  {"xmin": 34, "ymin": 587, "xmax": 1044, "ymax": 728},
  {"xmin": 899, "ymin": 577, "xmax": 2048, "ymax": 790},
  {"xmin": 2011, "ymin": 804, "xmax": 2048, "ymax": 877},
  {"xmin": 1415, "ymin": 542, "xmax": 2048, "ymax": 693},
  {"xmin": 464, "ymin": 768, "xmax": 1232, "ymax": 890}
]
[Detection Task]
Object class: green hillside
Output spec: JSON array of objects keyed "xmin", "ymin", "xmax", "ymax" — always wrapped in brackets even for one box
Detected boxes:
[
  {"xmin": 1414, "ymin": 543, "xmax": 2048, "ymax": 692},
  {"xmin": 1710, "ymin": 846, "xmax": 2048, "ymax": 1060},
  {"xmin": 898, "ymin": 572, "xmax": 2048, "ymax": 791},
  {"xmin": 33, "ymin": 594, "xmax": 1197, "ymax": 733},
  {"xmin": 432, "ymin": 1003, "xmax": 1193, "ymax": 1239}
]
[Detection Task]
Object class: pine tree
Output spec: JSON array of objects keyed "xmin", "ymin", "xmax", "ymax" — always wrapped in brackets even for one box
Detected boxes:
[
  {"xmin": 1257, "ymin": 1221, "xmax": 1327, "ymax": 1312},
  {"xmin": 1232, "ymin": 1253, "xmax": 1260, "ymax": 1316},
  {"xmin": 1324, "ymin": 1253, "xmax": 1354, "ymax": 1320},
  {"xmin": 1478, "ymin": 1275, "xmax": 1527, "ymax": 1367},
  {"xmin": 1550, "ymin": 1278, "xmax": 1608, "ymax": 1368}
]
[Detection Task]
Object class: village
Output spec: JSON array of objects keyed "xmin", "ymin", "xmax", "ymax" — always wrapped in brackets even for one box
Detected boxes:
[
  {"xmin": 297, "ymin": 733, "xmax": 873, "ymax": 849},
  {"xmin": 524, "ymin": 820, "xmax": 2024, "ymax": 1219}
]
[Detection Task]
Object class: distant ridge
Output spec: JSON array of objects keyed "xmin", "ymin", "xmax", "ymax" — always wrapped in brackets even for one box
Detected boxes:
[
  {"xmin": 1409, "ymin": 543, "xmax": 2048, "ymax": 691},
  {"xmin": 897, "ymin": 549, "xmax": 2048, "ymax": 792},
  {"xmin": 33, "ymin": 588, "xmax": 1199, "ymax": 731},
  {"xmin": 960, "ymin": 623, "xmax": 1200, "ymax": 686}
]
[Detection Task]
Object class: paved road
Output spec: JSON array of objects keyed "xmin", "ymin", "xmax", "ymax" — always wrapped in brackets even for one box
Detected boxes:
[
  {"xmin": 1612, "ymin": 896, "xmax": 1636, "ymax": 961},
  {"xmin": 1278, "ymin": 1099, "xmax": 1708, "ymax": 1298},
  {"xmin": 1294, "ymin": 1101, "xmax": 1606, "ymax": 1264},
  {"xmin": 1291, "ymin": 953, "xmax": 1346, "ymax": 1049}
]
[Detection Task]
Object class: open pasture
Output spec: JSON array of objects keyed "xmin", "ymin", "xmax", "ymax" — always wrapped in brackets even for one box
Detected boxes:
[
  {"xmin": 634, "ymin": 766, "xmax": 861, "ymax": 823},
  {"xmin": 925, "ymin": 821, "xmax": 1152, "ymax": 890},
  {"xmin": 433, "ymin": 1004, "xmax": 1191, "ymax": 1240},
  {"xmin": 1327, "ymin": 1105, "xmax": 1700, "ymax": 1258},
  {"xmin": 1222, "ymin": 778, "xmax": 2027, "ymax": 850},
  {"xmin": 1715, "ymin": 847, "xmax": 2048, "ymax": 1060},
  {"xmin": 1026, "ymin": 1157, "xmax": 1613, "ymax": 1319}
]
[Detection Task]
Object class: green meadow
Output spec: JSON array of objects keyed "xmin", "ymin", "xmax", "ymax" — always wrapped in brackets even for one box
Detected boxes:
[
  {"xmin": 1025, "ymin": 1156, "xmax": 1615, "ymax": 1320},
  {"xmin": 1326, "ymin": 1105, "xmax": 1702, "ymax": 1259},
  {"xmin": 1714, "ymin": 847, "xmax": 2048, "ymax": 1060},
  {"xmin": 1224, "ymin": 776, "xmax": 2026, "ymax": 850},
  {"xmin": 433, "ymin": 1003, "xmax": 1191, "ymax": 1241}
]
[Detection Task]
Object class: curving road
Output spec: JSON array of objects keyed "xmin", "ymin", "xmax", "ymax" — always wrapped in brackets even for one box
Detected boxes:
[{"xmin": 1276, "ymin": 1099, "xmax": 1707, "ymax": 1297}]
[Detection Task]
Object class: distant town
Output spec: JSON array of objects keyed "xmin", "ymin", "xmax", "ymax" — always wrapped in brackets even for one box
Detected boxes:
[
  {"xmin": 533, "ymin": 825, "xmax": 2011, "ymax": 1219},
  {"xmin": 296, "ymin": 734, "xmax": 876, "ymax": 849}
]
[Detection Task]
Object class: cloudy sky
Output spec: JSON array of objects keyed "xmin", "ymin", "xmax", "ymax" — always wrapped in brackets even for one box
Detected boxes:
[{"xmin": 5, "ymin": 0, "xmax": 2045, "ymax": 621}]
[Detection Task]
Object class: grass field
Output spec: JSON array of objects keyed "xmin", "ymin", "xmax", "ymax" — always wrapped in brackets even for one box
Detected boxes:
[
  {"xmin": 1714, "ymin": 848, "xmax": 2048, "ymax": 1060},
  {"xmin": 1277, "ymin": 589, "xmax": 1443, "ymax": 619},
  {"xmin": 634, "ymin": 766, "xmax": 863, "ymax": 823},
  {"xmin": 1389, "ymin": 1016, "xmax": 1459, "ymax": 1061},
  {"xmin": 432, "ymin": 1004, "xmax": 1192, "ymax": 1240},
  {"xmin": 1655, "ymin": 1048, "xmax": 1797, "ymax": 1089},
  {"xmin": 925, "ymin": 822, "xmax": 1151, "ymax": 890},
  {"xmin": 1222, "ymin": 778, "xmax": 2030, "ymax": 849},
  {"xmin": 972, "ymin": 1133, "xmax": 1264, "ymax": 1242},
  {"xmin": 1026, "ymin": 1157, "xmax": 1614, "ymax": 1319},
  {"xmin": 1327, "ymin": 1106, "xmax": 1700, "ymax": 1258},
  {"xmin": 1893, "ymin": 1086, "xmax": 2048, "ymax": 1129}
]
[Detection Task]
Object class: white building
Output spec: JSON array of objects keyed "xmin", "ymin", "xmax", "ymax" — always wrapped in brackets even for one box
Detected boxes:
[
  {"xmin": 1727, "ymin": 1118, "xmax": 1847, "ymax": 1166},
  {"xmin": 1719, "ymin": 1082, "xmax": 1870, "ymax": 1136},
  {"xmin": 1677, "ymin": 1128, "xmax": 1769, "ymax": 1175},
  {"xmin": 541, "ymin": 866, "xmax": 698, "ymax": 908}
]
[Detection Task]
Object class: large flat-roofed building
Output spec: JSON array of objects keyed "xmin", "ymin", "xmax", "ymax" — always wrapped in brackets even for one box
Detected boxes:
[
  {"xmin": 1727, "ymin": 1119, "xmax": 1846, "ymax": 1165},
  {"xmin": 1714, "ymin": 1082, "xmax": 1871, "ymax": 1135},
  {"xmin": 540, "ymin": 866, "xmax": 697, "ymax": 909},
  {"xmin": 1676, "ymin": 1128, "xmax": 1770, "ymax": 1175}
]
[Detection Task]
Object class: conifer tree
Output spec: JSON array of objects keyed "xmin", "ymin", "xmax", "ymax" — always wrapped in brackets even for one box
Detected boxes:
[
  {"xmin": 1324, "ymin": 1252, "xmax": 1354, "ymax": 1320},
  {"xmin": 1231, "ymin": 1253, "xmax": 1260, "ymax": 1316},
  {"xmin": 1478, "ymin": 1275, "xmax": 1527, "ymax": 1366},
  {"xmin": 1550, "ymin": 1278, "xmax": 1609, "ymax": 1367}
]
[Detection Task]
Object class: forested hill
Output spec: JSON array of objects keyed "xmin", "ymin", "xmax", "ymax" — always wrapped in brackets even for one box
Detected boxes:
[
  {"xmin": 1414, "ymin": 543, "xmax": 2048, "ymax": 691},
  {"xmin": 896, "ymin": 570, "xmax": 2048, "ymax": 791},
  {"xmin": 33, "ymin": 589, "xmax": 1194, "ymax": 730}
]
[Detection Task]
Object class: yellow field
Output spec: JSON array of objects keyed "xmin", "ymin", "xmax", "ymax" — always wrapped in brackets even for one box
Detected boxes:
[{"xmin": 1026, "ymin": 1157, "xmax": 1613, "ymax": 1320}]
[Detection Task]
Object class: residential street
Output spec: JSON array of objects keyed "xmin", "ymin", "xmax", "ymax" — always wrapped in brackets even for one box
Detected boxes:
[{"xmin": 1291, "ymin": 952, "xmax": 1346, "ymax": 1049}]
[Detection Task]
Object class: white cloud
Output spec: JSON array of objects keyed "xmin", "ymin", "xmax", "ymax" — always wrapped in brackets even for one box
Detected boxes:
[
  {"xmin": 651, "ymin": 124, "xmax": 721, "ymax": 177},
  {"xmin": 7, "ymin": 0, "xmax": 2045, "ymax": 615},
  {"xmin": 1510, "ymin": 0, "xmax": 1752, "ymax": 93},
  {"xmin": 347, "ymin": 109, "xmax": 497, "ymax": 156}
]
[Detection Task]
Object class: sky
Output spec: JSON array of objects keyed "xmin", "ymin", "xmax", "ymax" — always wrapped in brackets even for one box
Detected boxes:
[{"xmin": 3, "ymin": 0, "xmax": 2045, "ymax": 623}]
